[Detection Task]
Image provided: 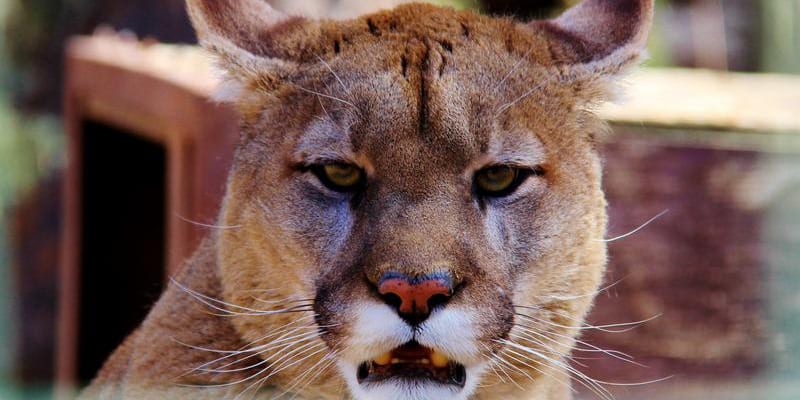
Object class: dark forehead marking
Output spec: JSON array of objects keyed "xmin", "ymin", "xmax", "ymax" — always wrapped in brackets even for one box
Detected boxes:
[
  {"xmin": 403, "ymin": 37, "xmax": 435, "ymax": 144},
  {"xmin": 418, "ymin": 41, "xmax": 431, "ymax": 142}
]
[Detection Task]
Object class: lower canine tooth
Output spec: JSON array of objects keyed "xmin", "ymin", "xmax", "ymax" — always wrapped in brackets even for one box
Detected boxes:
[
  {"xmin": 430, "ymin": 351, "xmax": 449, "ymax": 368},
  {"xmin": 374, "ymin": 352, "xmax": 391, "ymax": 366}
]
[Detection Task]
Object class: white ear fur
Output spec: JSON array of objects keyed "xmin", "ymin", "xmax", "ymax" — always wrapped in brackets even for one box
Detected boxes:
[
  {"xmin": 186, "ymin": 0, "xmax": 291, "ymax": 55},
  {"xmin": 185, "ymin": 0, "xmax": 303, "ymax": 102},
  {"xmin": 529, "ymin": 0, "xmax": 654, "ymax": 105}
]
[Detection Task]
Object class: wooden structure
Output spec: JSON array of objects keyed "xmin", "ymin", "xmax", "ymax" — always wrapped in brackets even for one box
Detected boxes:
[
  {"xmin": 57, "ymin": 34, "xmax": 800, "ymax": 397},
  {"xmin": 57, "ymin": 35, "xmax": 238, "ymax": 393}
]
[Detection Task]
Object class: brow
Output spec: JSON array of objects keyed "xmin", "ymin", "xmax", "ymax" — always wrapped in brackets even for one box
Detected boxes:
[
  {"xmin": 291, "ymin": 119, "xmax": 355, "ymax": 166},
  {"xmin": 486, "ymin": 133, "xmax": 547, "ymax": 168}
]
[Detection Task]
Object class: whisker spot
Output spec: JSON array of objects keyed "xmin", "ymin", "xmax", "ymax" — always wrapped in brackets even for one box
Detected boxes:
[
  {"xmin": 367, "ymin": 19, "xmax": 380, "ymax": 36},
  {"xmin": 460, "ymin": 22, "xmax": 470, "ymax": 38}
]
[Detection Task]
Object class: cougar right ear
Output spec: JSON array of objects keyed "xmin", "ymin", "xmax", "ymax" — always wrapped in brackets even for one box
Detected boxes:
[
  {"xmin": 533, "ymin": 0, "xmax": 655, "ymax": 76},
  {"xmin": 185, "ymin": 0, "xmax": 321, "ymax": 100}
]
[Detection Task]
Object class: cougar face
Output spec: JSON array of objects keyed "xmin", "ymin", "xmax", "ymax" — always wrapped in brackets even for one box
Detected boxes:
[{"xmin": 187, "ymin": 1, "xmax": 653, "ymax": 398}]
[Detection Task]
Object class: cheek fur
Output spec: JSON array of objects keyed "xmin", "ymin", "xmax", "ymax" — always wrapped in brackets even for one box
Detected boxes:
[{"xmin": 281, "ymin": 183, "xmax": 354, "ymax": 261}]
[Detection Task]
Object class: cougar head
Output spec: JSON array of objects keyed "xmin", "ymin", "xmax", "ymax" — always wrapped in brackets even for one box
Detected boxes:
[{"xmin": 186, "ymin": 0, "xmax": 653, "ymax": 398}]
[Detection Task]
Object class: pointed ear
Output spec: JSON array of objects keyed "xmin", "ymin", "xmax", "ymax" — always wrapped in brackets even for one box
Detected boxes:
[
  {"xmin": 185, "ymin": 0, "xmax": 319, "ymax": 101},
  {"xmin": 535, "ymin": 0, "xmax": 654, "ymax": 75}
]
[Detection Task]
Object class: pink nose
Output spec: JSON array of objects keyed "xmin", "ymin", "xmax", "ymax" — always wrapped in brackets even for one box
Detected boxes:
[{"xmin": 377, "ymin": 273, "xmax": 452, "ymax": 324}]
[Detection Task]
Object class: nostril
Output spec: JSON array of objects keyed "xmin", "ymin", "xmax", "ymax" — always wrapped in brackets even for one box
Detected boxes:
[
  {"xmin": 381, "ymin": 292, "xmax": 403, "ymax": 310},
  {"xmin": 427, "ymin": 293, "xmax": 449, "ymax": 312},
  {"xmin": 357, "ymin": 362, "xmax": 370, "ymax": 383}
]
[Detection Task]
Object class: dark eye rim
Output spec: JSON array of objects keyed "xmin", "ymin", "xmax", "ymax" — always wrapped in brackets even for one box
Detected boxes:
[
  {"xmin": 474, "ymin": 165, "xmax": 544, "ymax": 198},
  {"xmin": 309, "ymin": 163, "xmax": 366, "ymax": 193}
]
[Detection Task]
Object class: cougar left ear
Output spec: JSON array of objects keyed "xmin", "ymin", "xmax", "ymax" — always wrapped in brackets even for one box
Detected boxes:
[
  {"xmin": 533, "ymin": 0, "xmax": 655, "ymax": 76},
  {"xmin": 185, "ymin": 0, "xmax": 321, "ymax": 101}
]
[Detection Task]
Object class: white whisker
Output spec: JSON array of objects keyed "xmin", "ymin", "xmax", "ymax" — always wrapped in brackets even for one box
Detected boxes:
[
  {"xmin": 493, "ymin": 354, "xmax": 531, "ymax": 390},
  {"xmin": 501, "ymin": 347, "xmax": 576, "ymax": 394},
  {"xmin": 296, "ymin": 85, "xmax": 357, "ymax": 108},
  {"xmin": 493, "ymin": 46, "xmax": 538, "ymax": 93},
  {"xmin": 170, "ymin": 278, "xmax": 314, "ymax": 316},
  {"xmin": 535, "ymin": 277, "xmax": 625, "ymax": 301},
  {"xmin": 498, "ymin": 339, "xmax": 614, "ymax": 400},
  {"xmin": 276, "ymin": 350, "xmax": 339, "ymax": 399},
  {"xmin": 496, "ymin": 73, "xmax": 561, "ymax": 116},
  {"xmin": 317, "ymin": 55, "xmax": 350, "ymax": 95},
  {"xmin": 250, "ymin": 296, "xmax": 315, "ymax": 306},
  {"xmin": 598, "ymin": 209, "xmax": 669, "ymax": 243},
  {"xmin": 234, "ymin": 342, "xmax": 330, "ymax": 400},
  {"xmin": 513, "ymin": 327, "xmax": 643, "ymax": 367},
  {"xmin": 481, "ymin": 344, "xmax": 519, "ymax": 389},
  {"xmin": 177, "ymin": 323, "xmax": 316, "ymax": 377},
  {"xmin": 179, "ymin": 340, "xmax": 326, "ymax": 391},
  {"xmin": 198, "ymin": 331, "xmax": 321, "ymax": 373},
  {"xmin": 174, "ymin": 213, "xmax": 242, "ymax": 230},
  {"xmin": 515, "ymin": 308, "xmax": 662, "ymax": 334},
  {"xmin": 179, "ymin": 317, "xmax": 334, "ymax": 379}
]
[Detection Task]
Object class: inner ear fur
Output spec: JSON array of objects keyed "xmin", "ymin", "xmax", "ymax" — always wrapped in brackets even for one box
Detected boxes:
[
  {"xmin": 186, "ymin": 0, "xmax": 318, "ymax": 60},
  {"xmin": 186, "ymin": 0, "xmax": 327, "ymax": 102},
  {"xmin": 533, "ymin": 0, "xmax": 655, "ymax": 75}
]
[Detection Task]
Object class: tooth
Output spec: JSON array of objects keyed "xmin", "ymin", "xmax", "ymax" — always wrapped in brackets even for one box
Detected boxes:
[
  {"xmin": 430, "ymin": 351, "xmax": 449, "ymax": 368},
  {"xmin": 391, "ymin": 358, "xmax": 400, "ymax": 364},
  {"xmin": 374, "ymin": 352, "xmax": 391, "ymax": 366},
  {"xmin": 420, "ymin": 359, "xmax": 430, "ymax": 364}
]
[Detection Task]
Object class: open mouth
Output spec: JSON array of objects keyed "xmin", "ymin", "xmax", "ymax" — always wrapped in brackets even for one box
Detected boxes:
[{"xmin": 357, "ymin": 341, "xmax": 467, "ymax": 388}]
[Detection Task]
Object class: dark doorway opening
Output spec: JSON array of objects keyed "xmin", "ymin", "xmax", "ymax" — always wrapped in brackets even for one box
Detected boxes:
[{"xmin": 77, "ymin": 121, "xmax": 166, "ymax": 383}]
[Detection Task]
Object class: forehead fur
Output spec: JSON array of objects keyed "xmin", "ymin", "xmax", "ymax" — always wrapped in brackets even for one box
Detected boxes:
[
  {"xmin": 207, "ymin": 3, "xmax": 633, "ymax": 202},
  {"xmin": 184, "ymin": 3, "xmax": 655, "ymax": 186},
  {"xmin": 281, "ymin": 4, "xmax": 565, "ymax": 65}
]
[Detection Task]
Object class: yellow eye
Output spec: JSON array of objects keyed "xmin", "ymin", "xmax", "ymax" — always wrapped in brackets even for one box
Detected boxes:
[
  {"xmin": 475, "ymin": 166, "xmax": 519, "ymax": 196},
  {"xmin": 317, "ymin": 163, "xmax": 364, "ymax": 191}
]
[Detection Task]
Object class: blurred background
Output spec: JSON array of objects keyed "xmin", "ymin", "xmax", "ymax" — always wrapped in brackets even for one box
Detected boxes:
[{"xmin": 0, "ymin": 0, "xmax": 798, "ymax": 399}]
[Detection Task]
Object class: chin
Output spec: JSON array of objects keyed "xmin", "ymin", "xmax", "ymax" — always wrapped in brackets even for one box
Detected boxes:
[
  {"xmin": 337, "ymin": 353, "xmax": 487, "ymax": 400},
  {"xmin": 327, "ymin": 303, "xmax": 490, "ymax": 400}
]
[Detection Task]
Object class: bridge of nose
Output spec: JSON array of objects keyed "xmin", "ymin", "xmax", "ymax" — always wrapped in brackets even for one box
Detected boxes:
[{"xmin": 361, "ymin": 189, "xmax": 470, "ymax": 273}]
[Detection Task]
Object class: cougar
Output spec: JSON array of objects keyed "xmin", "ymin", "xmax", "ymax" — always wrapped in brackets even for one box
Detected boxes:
[{"xmin": 82, "ymin": 0, "xmax": 654, "ymax": 399}]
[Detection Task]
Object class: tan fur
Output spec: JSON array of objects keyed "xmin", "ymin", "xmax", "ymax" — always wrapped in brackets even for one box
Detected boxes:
[{"xmin": 83, "ymin": 1, "xmax": 653, "ymax": 399}]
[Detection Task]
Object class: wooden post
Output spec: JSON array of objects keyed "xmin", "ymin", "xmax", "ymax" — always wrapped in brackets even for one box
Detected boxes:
[{"xmin": 55, "ymin": 58, "xmax": 84, "ymax": 399}]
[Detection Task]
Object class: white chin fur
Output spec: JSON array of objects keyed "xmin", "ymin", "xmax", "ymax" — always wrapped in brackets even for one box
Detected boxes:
[
  {"xmin": 336, "ymin": 304, "xmax": 487, "ymax": 399},
  {"xmin": 338, "ymin": 361, "xmax": 487, "ymax": 400}
]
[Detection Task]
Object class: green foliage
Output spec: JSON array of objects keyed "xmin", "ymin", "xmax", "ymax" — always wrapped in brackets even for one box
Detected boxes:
[
  {"xmin": 761, "ymin": 1, "xmax": 800, "ymax": 74},
  {"xmin": 0, "ymin": 3, "xmax": 62, "ymax": 394},
  {"xmin": 644, "ymin": 0, "xmax": 675, "ymax": 68},
  {"xmin": 0, "ymin": 98, "xmax": 62, "ymax": 223},
  {"xmin": 2, "ymin": 0, "xmax": 59, "ymax": 94},
  {"xmin": 426, "ymin": 0, "xmax": 480, "ymax": 10}
]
